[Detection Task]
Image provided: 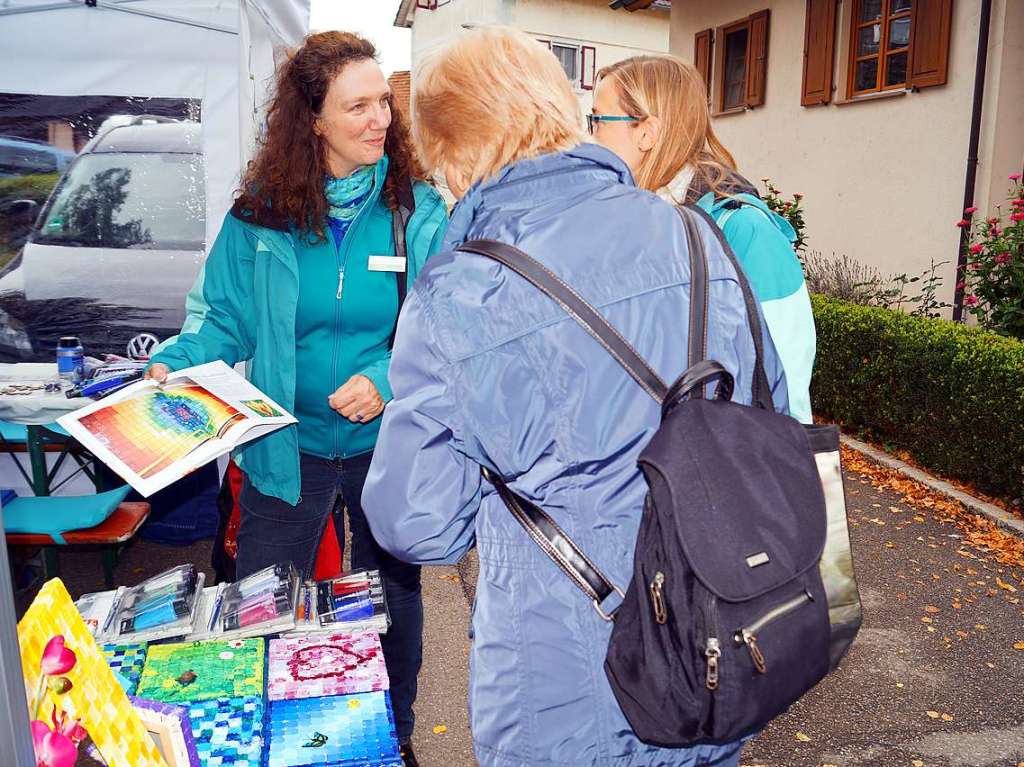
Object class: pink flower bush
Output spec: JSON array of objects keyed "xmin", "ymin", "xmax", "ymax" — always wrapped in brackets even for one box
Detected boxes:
[{"xmin": 959, "ymin": 175, "xmax": 1024, "ymax": 338}]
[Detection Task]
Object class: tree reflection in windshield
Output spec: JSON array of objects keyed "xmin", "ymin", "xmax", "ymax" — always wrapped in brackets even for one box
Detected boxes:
[{"xmin": 61, "ymin": 167, "xmax": 151, "ymax": 247}]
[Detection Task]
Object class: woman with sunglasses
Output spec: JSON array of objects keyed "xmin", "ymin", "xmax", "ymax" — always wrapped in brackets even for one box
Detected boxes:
[{"xmin": 589, "ymin": 55, "xmax": 815, "ymax": 424}]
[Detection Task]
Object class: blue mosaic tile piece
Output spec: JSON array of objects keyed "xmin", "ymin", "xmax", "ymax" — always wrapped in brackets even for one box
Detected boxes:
[
  {"xmin": 266, "ymin": 691, "xmax": 402, "ymax": 767},
  {"xmin": 102, "ymin": 643, "xmax": 148, "ymax": 696},
  {"xmin": 187, "ymin": 695, "xmax": 264, "ymax": 767}
]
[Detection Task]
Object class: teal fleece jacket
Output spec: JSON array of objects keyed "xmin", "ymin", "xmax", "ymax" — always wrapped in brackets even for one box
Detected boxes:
[{"xmin": 151, "ymin": 156, "xmax": 448, "ymax": 504}]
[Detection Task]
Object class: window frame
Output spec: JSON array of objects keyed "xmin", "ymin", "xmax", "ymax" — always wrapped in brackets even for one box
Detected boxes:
[
  {"xmin": 717, "ymin": 18, "xmax": 751, "ymax": 113},
  {"xmin": 551, "ymin": 41, "xmax": 581, "ymax": 86},
  {"xmin": 846, "ymin": 0, "xmax": 914, "ymax": 97}
]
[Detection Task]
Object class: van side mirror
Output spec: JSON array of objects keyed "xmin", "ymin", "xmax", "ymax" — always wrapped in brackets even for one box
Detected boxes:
[{"xmin": 3, "ymin": 199, "xmax": 40, "ymax": 222}]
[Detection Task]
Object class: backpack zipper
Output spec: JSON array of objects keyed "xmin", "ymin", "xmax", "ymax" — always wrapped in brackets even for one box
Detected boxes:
[
  {"xmin": 705, "ymin": 593, "xmax": 720, "ymax": 690},
  {"xmin": 649, "ymin": 571, "xmax": 667, "ymax": 624},
  {"xmin": 732, "ymin": 590, "xmax": 813, "ymax": 674}
]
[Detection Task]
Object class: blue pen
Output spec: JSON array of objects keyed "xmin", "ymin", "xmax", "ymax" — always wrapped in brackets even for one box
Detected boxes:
[
  {"xmin": 65, "ymin": 371, "xmax": 142, "ymax": 399},
  {"xmin": 122, "ymin": 599, "xmax": 190, "ymax": 633},
  {"xmin": 208, "ymin": 586, "xmax": 226, "ymax": 632}
]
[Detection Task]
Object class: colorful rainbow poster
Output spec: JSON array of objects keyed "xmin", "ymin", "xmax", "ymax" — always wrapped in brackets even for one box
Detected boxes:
[{"xmin": 78, "ymin": 380, "xmax": 245, "ymax": 479}]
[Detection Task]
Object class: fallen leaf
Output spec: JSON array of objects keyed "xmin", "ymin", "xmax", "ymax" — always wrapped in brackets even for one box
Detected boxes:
[
  {"xmin": 1013, "ymin": 642, "xmax": 1024, "ymax": 651},
  {"xmin": 924, "ymin": 606, "xmax": 940, "ymax": 613},
  {"xmin": 926, "ymin": 711, "xmax": 940, "ymax": 719},
  {"xmin": 941, "ymin": 713, "xmax": 954, "ymax": 721},
  {"xmin": 432, "ymin": 725, "xmax": 448, "ymax": 735},
  {"xmin": 912, "ymin": 761, "xmax": 925, "ymax": 767},
  {"xmin": 985, "ymin": 662, "xmax": 995, "ymax": 668},
  {"xmin": 895, "ymin": 682, "xmax": 905, "ymax": 688},
  {"xmin": 955, "ymin": 630, "xmax": 969, "ymax": 639},
  {"xmin": 920, "ymin": 616, "xmax": 933, "ymax": 624},
  {"xmin": 975, "ymin": 624, "xmax": 987, "ymax": 630},
  {"xmin": 794, "ymin": 731, "xmax": 811, "ymax": 742},
  {"xmin": 996, "ymin": 577, "xmax": 1018, "ymax": 593}
]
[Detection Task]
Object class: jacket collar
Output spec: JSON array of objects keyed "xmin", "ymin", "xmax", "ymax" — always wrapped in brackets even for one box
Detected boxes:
[{"xmin": 443, "ymin": 143, "xmax": 634, "ymax": 249}]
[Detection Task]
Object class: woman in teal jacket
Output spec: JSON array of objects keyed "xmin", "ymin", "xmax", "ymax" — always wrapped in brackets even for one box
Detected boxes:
[
  {"xmin": 146, "ymin": 32, "xmax": 446, "ymax": 766},
  {"xmin": 591, "ymin": 55, "xmax": 815, "ymax": 423}
]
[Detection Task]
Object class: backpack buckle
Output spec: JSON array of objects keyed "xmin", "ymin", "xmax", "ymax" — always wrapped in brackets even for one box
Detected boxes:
[{"xmin": 592, "ymin": 585, "xmax": 626, "ymax": 622}]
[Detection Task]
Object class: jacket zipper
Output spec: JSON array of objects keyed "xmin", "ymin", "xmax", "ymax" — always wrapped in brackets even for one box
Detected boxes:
[
  {"xmin": 705, "ymin": 593, "xmax": 720, "ymax": 690},
  {"xmin": 649, "ymin": 572, "xmax": 667, "ymax": 624},
  {"xmin": 331, "ymin": 227, "xmax": 343, "ymax": 458},
  {"xmin": 733, "ymin": 590, "xmax": 813, "ymax": 674}
]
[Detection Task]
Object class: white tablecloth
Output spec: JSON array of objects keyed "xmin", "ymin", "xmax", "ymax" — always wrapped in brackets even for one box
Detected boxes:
[{"xmin": 0, "ymin": 363, "xmax": 85, "ymax": 426}]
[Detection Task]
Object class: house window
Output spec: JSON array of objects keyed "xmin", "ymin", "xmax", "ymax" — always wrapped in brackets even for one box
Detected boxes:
[
  {"xmin": 721, "ymin": 23, "xmax": 749, "ymax": 110},
  {"xmin": 848, "ymin": 0, "xmax": 913, "ymax": 95},
  {"xmin": 552, "ymin": 43, "xmax": 579, "ymax": 83},
  {"xmin": 700, "ymin": 9, "xmax": 770, "ymax": 113}
]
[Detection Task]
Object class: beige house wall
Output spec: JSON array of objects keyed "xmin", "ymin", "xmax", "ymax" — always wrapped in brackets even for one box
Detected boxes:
[
  {"xmin": 407, "ymin": 0, "xmax": 669, "ymax": 118},
  {"xmin": 669, "ymin": 0, "xmax": 1023, "ymax": 310}
]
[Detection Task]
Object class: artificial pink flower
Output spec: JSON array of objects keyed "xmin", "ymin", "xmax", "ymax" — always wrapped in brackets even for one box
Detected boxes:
[
  {"xmin": 30, "ymin": 721, "xmax": 77, "ymax": 767},
  {"xmin": 956, "ymin": 219, "xmax": 970, "ymax": 228},
  {"xmin": 964, "ymin": 206, "xmax": 977, "ymax": 214},
  {"xmin": 964, "ymin": 295, "xmax": 979, "ymax": 307},
  {"xmin": 969, "ymin": 243, "xmax": 983, "ymax": 255},
  {"xmin": 50, "ymin": 709, "xmax": 87, "ymax": 745},
  {"xmin": 995, "ymin": 253, "xmax": 1012, "ymax": 265},
  {"xmin": 1010, "ymin": 212, "xmax": 1024, "ymax": 222},
  {"xmin": 39, "ymin": 637, "xmax": 76, "ymax": 677}
]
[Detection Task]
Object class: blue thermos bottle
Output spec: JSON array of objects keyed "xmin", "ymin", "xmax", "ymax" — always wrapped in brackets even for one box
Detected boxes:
[{"xmin": 56, "ymin": 336, "xmax": 84, "ymax": 382}]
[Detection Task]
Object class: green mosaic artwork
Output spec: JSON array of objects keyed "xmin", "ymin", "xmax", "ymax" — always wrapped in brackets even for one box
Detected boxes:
[{"xmin": 135, "ymin": 638, "xmax": 265, "ymax": 703}]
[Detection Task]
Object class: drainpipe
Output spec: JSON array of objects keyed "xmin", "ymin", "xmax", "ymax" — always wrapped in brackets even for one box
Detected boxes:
[{"xmin": 953, "ymin": 0, "xmax": 993, "ymax": 322}]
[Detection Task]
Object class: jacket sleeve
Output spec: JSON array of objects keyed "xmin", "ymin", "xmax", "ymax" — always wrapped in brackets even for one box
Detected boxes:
[
  {"xmin": 723, "ymin": 207, "xmax": 816, "ymax": 423},
  {"xmin": 149, "ymin": 214, "xmax": 257, "ymax": 372},
  {"xmin": 356, "ymin": 188, "xmax": 449, "ymax": 402},
  {"xmin": 361, "ymin": 284, "xmax": 481, "ymax": 564}
]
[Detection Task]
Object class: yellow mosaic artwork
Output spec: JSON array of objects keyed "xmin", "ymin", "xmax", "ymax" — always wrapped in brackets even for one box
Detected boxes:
[{"xmin": 17, "ymin": 578, "xmax": 167, "ymax": 766}]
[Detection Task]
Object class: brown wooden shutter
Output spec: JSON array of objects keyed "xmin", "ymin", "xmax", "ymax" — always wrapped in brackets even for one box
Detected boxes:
[
  {"xmin": 909, "ymin": 0, "xmax": 953, "ymax": 89},
  {"xmin": 801, "ymin": 0, "xmax": 836, "ymax": 105},
  {"xmin": 745, "ymin": 9, "xmax": 770, "ymax": 107},
  {"xmin": 694, "ymin": 29, "xmax": 713, "ymax": 100}
]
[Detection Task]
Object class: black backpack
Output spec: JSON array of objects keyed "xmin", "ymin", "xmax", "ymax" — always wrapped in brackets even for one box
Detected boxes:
[{"xmin": 456, "ymin": 204, "xmax": 862, "ymax": 746}]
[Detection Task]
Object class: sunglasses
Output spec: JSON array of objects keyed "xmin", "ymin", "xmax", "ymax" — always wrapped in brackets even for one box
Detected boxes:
[{"xmin": 586, "ymin": 113, "xmax": 643, "ymax": 135}]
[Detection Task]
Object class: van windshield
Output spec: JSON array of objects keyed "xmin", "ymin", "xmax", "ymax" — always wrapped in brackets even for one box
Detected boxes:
[{"xmin": 34, "ymin": 152, "xmax": 204, "ymax": 250}]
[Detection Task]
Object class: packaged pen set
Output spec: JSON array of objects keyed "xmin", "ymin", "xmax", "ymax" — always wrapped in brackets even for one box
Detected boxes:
[
  {"xmin": 191, "ymin": 563, "xmax": 300, "ymax": 641},
  {"xmin": 293, "ymin": 569, "xmax": 391, "ymax": 634},
  {"xmin": 89, "ymin": 565, "xmax": 205, "ymax": 643}
]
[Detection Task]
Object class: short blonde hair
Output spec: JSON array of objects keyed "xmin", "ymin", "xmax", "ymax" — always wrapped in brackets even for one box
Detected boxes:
[
  {"xmin": 597, "ymin": 55, "xmax": 737, "ymax": 195},
  {"xmin": 413, "ymin": 26, "xmax": 584, "ymax": 187}
]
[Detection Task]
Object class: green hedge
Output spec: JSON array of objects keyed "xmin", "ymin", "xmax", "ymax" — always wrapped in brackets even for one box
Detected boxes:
[
  {"xmin": 0, "ymin": 172, "xmax": 60, "ymax": 205},
  {"xmin": 811, "ymin": 294, "xmax": 1024, "ymax": 501}
]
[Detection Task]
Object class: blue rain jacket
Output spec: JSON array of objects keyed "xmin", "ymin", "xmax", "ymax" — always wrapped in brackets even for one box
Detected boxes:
[{"xmin": 362, "ymin": 144, "xmax": 789, "ymax": 767}]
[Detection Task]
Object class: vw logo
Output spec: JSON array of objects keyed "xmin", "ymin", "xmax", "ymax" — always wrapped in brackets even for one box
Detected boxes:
[{"xmin": 127, "ymin": 333, "xmax": 160, "ymax": 360}]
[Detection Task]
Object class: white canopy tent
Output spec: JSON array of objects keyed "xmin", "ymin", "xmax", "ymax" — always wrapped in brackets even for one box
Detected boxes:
[{"xmin": 0, "ymin": 0, "xmax": 311, "ymax": 246}]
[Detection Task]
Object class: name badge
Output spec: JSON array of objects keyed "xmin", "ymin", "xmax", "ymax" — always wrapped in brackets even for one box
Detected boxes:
[{"xmin": 368, "ymin": 255, "xmax": 407, "ymax": 272}]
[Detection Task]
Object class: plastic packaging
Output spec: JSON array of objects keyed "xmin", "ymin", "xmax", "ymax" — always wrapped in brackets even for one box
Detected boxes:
[{"xmin": 105, "ymin": 564, "xmax": 204, "ymax": 642}]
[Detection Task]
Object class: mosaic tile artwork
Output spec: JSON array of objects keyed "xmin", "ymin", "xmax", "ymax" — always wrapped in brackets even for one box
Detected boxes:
[
  {"xmin": 267, "ymin": 631, "xmax": 388, "ymax": 702},
  {"xmin": 187, "ymin": 695, "xmax": 264, "ymax": 767},
  {"xmin": 130, "ymin": 696, "xmax": 201, "ymax": 767},
  {"xmin": 103, "ymin": 643, "xmax": 148, "ymax": 696},
  {"xmin": 16, "ymin": 579, "xmax": 165, "ymax": 766},
  {"xmin": 135, "ymin": 638, "xmax": 264, "ymax": 703},
  {"xmin": 266, "ymin": 692, "xmax": 402, "ymax": 767}
]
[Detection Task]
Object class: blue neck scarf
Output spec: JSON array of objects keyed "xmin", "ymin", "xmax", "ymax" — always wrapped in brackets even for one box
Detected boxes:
[{"xmin": 325, "ymin": 164, "xmax": 375, "ymax": 221}]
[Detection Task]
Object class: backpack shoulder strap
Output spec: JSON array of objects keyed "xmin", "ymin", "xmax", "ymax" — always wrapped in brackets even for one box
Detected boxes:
[{"xmin": 388, "ymin": 176, "xmax": 417, "ymax": 350}]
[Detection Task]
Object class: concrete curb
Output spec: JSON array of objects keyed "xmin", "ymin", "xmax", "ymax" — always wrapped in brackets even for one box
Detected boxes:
[{"xmin": 841, "ymin": 434, "xmax": 1024, "ymax": 538}]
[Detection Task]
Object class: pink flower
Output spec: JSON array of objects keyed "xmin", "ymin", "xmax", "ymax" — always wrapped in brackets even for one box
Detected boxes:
[
  {"xmin": 995, "ymin": 252, "xmax": 1012, "ymax": 264},
  {"xmin": 964, "ymin": 206, "xmax": 977, "ymax": 214},
  {"xmin": 990, "ymin": 226, "xmax": 1002, "ymax": 237},
  {"xmin": 1010, "ymin": 173, "xmax": 1022, "ymax": 181},
  {"xmin": 1012, "ymin": 199, "xmax": 1024, "ymax": 207},
  {"xmin": 956, "ymin": 219, "xmax": 970, "ymax": 228},
  {"xmin": 987, "ymin": 217, "xmax": 999, "ymax": 225},
  {"xmin": 794, "ymin": 193, "xmax": 803, "ymax": 200},
  {"xmin": 969, "ymin": 243, "xmax": 983, "ymax": 255},
  {"xmin": 955, "ymin": 281, "xmax": 966, "ymax": 290},
  {"xmin": 1010, "ymin": 212, "xmax": 1024, "ymax": 222},
  {"xmin": 50, "ymin": 709, "xmax": 87, "ymax": 745},
  {"xmin": 964, "ymin": 295, "xmax": 979, "ymax": 307},
  {"xmin": 40, "ymin": 637, "xmax": 76, "ymax": 677},
  {"xmin": 968, "ymin": 261, "xmax": 982, "ymax": 271},
  {"xmin": 30, "ymin": 721, "xmax": 78, "ymax": 767}
]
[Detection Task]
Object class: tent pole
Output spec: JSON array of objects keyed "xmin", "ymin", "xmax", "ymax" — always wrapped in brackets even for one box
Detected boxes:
[{"xmin": 0, "ymin": 0, "xmax": 237, "ymax": 34}]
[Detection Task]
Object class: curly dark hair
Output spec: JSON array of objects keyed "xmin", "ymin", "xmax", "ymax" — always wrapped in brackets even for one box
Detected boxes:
[{"xmin": 236, "ymin": 31, "xmax": 424, "ymax": 239}]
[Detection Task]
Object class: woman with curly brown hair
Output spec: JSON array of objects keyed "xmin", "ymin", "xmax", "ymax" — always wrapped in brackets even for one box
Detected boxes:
[{"xmin": 146, "ymin": 31, "xmax": 447, "ymax": 764}]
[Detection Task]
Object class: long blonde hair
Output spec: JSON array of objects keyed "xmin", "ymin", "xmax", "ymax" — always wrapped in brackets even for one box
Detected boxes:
[{"xmin": 597, "ymin": 55, "xmax": 737, "ymax": 195}]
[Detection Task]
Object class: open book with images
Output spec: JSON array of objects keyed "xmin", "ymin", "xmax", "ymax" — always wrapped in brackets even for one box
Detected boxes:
[{"xmin": 58, "ymin": 360, "xmax": 296, "ymax": 496}]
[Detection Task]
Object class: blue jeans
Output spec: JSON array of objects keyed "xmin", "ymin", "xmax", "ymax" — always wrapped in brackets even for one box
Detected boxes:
[{"xmin": 236, "ymin": 451, "xmax": 423, "ymax": 742}]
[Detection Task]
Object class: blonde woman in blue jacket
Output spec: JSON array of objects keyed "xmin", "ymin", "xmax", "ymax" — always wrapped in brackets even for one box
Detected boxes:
[{"xmin": 592, "ymin": 55, "xmax": 815, "ymax": 424}]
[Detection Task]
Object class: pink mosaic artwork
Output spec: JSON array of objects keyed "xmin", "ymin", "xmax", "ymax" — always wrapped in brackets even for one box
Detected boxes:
[{"xmin": 266, "ymin": 631, "xmax": 389, "ymax": 701}]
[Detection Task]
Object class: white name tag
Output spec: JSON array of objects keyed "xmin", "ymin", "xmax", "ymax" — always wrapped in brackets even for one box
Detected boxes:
[{"xmin": 368, "ymin": 255, "xmax": 407, "ymax": 272}]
